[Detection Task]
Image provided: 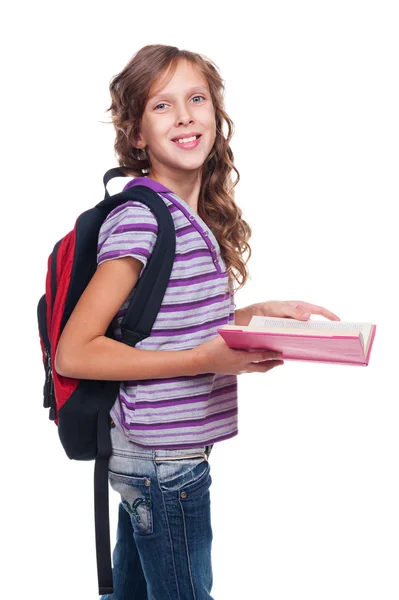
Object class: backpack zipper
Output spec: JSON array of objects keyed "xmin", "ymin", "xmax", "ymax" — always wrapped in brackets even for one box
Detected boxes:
[{"xmin": 44, "ymin": 348, "xmax": 57, "ymax": 421}]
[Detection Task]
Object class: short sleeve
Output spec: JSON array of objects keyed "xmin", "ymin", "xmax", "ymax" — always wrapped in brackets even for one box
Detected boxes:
[{"xmin": 97, "ymin": 201, "xmax": 158, "ymax": 275}]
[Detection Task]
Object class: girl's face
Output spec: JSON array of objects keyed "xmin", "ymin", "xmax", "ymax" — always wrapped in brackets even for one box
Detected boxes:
[{"xmin": 135, "ymin": 60, "xmax": 217, "ymax": 177}]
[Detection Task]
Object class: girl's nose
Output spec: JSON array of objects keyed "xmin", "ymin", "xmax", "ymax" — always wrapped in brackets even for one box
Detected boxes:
[
  {"xmin": 175, "ymin": 105, "xmax": 194, "ymax": 127},
  {"xmin": 176, "ymin": 116, "xmax": 194, "ymax": 127}
]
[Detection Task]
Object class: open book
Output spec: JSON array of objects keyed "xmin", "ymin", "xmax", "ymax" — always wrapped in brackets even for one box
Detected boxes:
[{"xmin": 217, "ymin": 316, "xmax": 377, "ymax": 366}]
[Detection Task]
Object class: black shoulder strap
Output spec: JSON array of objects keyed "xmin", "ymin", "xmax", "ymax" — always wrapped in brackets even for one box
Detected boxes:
[
  {"xmin": 119, "ymin": 186, "xmax": 176, "ymax": 346},
  {"xmin": 94, "ymin": 172, "xmax": 176, "ymax": 596}
]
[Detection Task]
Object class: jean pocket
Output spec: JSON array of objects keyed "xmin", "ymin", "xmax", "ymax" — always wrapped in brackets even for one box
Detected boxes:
[
  {"xmin": 156, "ymin": 456, "xmax": 211, "ymax": 499},
  {"xmin": 109, "ymin": 470, "xmax": 153, "ymax": 536}
]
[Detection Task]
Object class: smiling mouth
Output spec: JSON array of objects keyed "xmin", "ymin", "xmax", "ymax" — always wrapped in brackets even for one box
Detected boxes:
[
  {"xmin": 172, "ymin": 134, "xmax": 201, "ymax": 143},
  {"xmin": 171, "ymin": 135, "xmax": 202, "ymax": 150}
]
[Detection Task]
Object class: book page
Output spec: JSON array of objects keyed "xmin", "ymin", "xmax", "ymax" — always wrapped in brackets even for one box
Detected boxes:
[{"xmin": 240, "ymin": 317, "xmax": 373, "ymax": 353}]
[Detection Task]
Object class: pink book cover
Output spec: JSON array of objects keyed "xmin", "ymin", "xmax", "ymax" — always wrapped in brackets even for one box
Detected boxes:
[{"xmin": 217, "ymin": 324, "xmax": 377, "ymax": 366}]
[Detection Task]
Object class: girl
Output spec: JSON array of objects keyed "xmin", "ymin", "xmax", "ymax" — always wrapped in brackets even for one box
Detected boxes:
[{"xmin": 55, "ymin": 44, "xmax": 339, "ymax": 600}]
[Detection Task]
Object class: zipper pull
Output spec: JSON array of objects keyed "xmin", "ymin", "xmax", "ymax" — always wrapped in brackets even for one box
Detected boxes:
[
  {"xmin": 43, "ymin": 350, "xmax": 51, "ymax": 408},
  {"xmin": 43, "ymin": 349, "xmax": 57, "ymax": 420}
]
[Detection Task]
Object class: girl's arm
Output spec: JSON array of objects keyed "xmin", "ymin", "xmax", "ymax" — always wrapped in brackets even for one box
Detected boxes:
[{"xmin": 55, "ymin": 256, "xmax": 201, "ymax": 380}]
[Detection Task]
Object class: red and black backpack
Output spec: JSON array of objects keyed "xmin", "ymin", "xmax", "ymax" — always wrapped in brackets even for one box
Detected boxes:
[{"xmin": 37, "ymin": 167, "xmax": 176, "ymax": 595}]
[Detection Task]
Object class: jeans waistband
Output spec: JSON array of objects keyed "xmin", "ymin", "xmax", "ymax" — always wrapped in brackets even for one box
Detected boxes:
[{"xmin": 110, "ymin": 424, "xmax": 214, "ymax": 461}]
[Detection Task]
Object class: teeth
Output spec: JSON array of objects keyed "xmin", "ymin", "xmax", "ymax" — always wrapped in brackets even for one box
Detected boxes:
[{"xmin": 175, "ymin": 135, "xmax": 197, "ymax": 143}]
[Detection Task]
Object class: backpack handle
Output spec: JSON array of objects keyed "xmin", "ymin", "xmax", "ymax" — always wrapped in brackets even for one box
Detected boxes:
[{"xmin": 103, "ymin": 167, "xmax": 130, "ymax": 198}]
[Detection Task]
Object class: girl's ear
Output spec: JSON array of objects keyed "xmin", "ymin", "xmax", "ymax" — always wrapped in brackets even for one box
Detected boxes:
[{"xmin": 134, "ymin": 134, "xmax": 146, "ymax": 150}]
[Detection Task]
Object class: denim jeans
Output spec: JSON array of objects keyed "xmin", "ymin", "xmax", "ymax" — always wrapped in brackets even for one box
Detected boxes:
[{"xmin": 101, "ymin": 424, "xmax": 214, "ymax": 600}]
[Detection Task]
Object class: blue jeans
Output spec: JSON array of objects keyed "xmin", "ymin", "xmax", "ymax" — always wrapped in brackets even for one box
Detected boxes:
[{"xmin": 101, "ymin": 424, "xmax": 214, "ymax": 600}]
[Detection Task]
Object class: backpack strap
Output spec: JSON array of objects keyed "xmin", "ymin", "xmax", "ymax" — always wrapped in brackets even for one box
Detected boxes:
[
  {"xmin": 95, "ymin": 183, "xmax": 176, "ymax": 345},
  {"xmin": 94, "ymin": 402, "xmax": 115, "ymax": 595},
  {"xmin": 119, "ymin": 187, "xmax": 176, "ymax": 346},
  {"xmin": 93, "ymin": 181, "xmax": 175, "ymax": 595}
]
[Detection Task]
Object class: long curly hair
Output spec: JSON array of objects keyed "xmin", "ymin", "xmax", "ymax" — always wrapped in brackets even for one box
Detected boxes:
[{"xmin": 106, "ymin": 44, "xmax": 252, "ymax": 294}]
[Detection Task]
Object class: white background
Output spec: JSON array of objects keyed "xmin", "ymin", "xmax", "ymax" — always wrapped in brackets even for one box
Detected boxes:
[{"xmin": 2, "ymin": 1, "xmax": 398, "ymax": 598}]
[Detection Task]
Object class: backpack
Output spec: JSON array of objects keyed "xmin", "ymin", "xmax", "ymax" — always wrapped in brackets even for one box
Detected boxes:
[{"xmin": 37, "ymin": 167, "xmax": 176, "ymax": 595}]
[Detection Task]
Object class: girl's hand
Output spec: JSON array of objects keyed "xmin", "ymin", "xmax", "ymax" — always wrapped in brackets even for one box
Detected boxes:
[
  {"xmin": 257, "ymin": 300, "xmax": 341, "ymax": 321},
  {"xmin": 193, "ymin": 335, "xmax": 284, "ymax": 376}
]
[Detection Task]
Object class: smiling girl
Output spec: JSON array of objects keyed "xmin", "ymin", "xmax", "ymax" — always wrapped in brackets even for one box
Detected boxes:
[{"xmin": 56, "ymin": 44, "xmax": 339, "ymax": 600}]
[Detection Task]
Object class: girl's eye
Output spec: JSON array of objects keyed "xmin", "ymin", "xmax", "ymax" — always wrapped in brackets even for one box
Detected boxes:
[
  {"xmin": 191, "ymin": 95, "xmax": 205, "ymax": 103},
  {"xmin": 154, "ymin": 95, "xmax": 205, "ymax": 111}
]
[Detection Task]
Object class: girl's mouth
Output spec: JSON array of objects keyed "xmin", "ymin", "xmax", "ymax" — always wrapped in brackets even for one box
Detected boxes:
[{"xmin": 172, "ymin": 135, "xmax": 202, "ymax": 150}]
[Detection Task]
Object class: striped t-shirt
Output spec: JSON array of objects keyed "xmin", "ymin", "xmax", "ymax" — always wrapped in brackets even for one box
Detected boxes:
[{"xmin": 97, "ymin": 176, "xmax": 238, "ymax": 449}]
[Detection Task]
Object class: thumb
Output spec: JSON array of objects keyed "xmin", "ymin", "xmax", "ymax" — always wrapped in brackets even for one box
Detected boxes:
[{"xmin": 297, "ymin": 311, "xmax": 310, "ymax": 320}]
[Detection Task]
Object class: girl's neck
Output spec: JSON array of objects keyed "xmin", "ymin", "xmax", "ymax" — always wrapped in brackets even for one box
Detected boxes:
[{"xmin": 148, "ymin": 170, "xmax": 201, "ymax": 214}]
